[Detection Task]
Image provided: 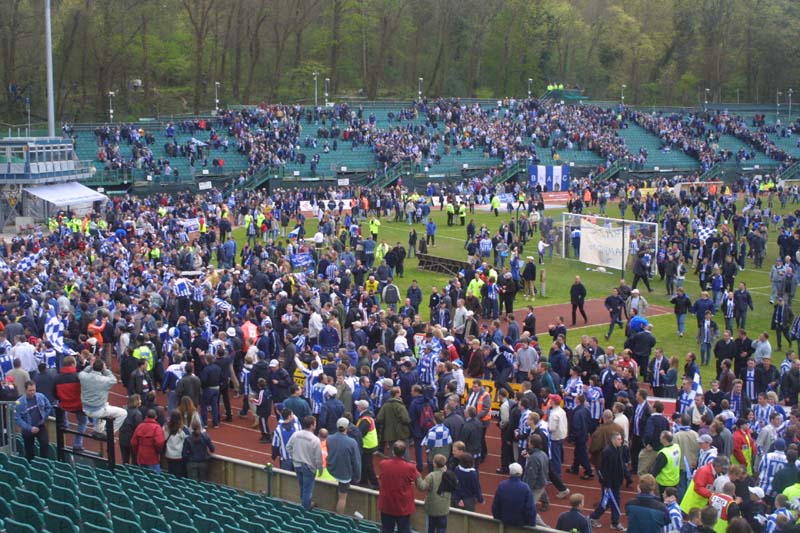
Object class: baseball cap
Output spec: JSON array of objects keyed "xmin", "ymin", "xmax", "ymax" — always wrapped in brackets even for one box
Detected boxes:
[
  {"xmin": 336, "ymin": 417, "xmax": 350, "ymax": 430},
  {"xmin": 697, "ymin": 434, "xmax": 713, "ymax": 444},
  {"xmin": 748, "ymin": 486, "xmax": 765, "ymax": 499},
  {"xmin": 324, "ymin": 385, "xmax": 337, "ymax": 398},
  {"xmin": 269, "ymin": 359, "xmax": 279, "ymax": 367},
  {"xmin": 452, "ymin": 359, "xmax": 463, "ymax": 367},
  {"xmin": 508, "ymin": 463, "xmax": 523, "ymax": 477},
  {"xmin": 256, "ymin": 351, "xmax": 266, "ymax": 360},
  {"xmin": 382, "ymin": 378, "xmax": 394, "ymax": 388},
  {"xmin": 549, "ymin": 394, "xmax": 562, "ymax": 405},
  {"xmin": 312, "ymin": 344, "xmax": 322, "ymax": 353},
  {"xmin": 355, "ymin": 400, "xmax": 369, "ymax": 410},
  {"xmin": 5, "ymin": 375, "xmax": 14, "ymax": 383},
  {"xmin": 226, "ymin": 327, "xmax": 236, "ymax": 338}
]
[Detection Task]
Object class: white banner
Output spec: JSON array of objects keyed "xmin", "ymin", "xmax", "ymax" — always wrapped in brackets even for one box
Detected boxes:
[{"xmin": 579, "ymin": 217, "xmax": 628, "ymax": 270}]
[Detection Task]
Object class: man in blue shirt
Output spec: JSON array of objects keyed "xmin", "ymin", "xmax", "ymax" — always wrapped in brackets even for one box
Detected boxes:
[
  {"xmin": 492, "ymin": 462, "xmax": 536, "ymax": 527},
  {"xmin": 555, "ymin": 493, "xmax": 593, "ymax": 533},
  {"xmin": 15, "ymin": 381, "xmax": 54, "ymax": 461}
]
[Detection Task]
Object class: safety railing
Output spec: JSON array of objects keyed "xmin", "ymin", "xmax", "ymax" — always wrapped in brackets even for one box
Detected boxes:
[
  {"xmin": 54, "ymin": 407, "xmax": 117, "ymax": 469},
  {"xmin": 0, "ymin": 401, "xmax": 18, "ymax": 456}
]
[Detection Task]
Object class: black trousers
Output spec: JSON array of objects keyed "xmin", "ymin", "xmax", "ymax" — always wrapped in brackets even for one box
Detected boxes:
[
  {"xmin": 630, "ymin": 434, "xmax": 643, "ymax": 472},
  {"xmin": 572, "ymin": 303, "xmax": 588, "ymax": 325},
  {"xmin": 23, "ymin": 425, "xmax": 49, "ymax": 462},
  {"xmin": 220, "ymin": 384, "xmax": 232, "ymax": 419}
]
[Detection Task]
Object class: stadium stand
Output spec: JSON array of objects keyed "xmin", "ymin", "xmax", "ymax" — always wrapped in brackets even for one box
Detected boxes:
[{"xmin": 0, "ymin": 451, "xmax": 382, "ymax": 533}]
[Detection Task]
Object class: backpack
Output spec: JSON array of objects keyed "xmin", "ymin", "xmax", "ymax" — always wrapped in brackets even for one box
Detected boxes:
[
  {"xmin": 419, "ymin": 401, "xmax": 435, "ymax": 432},
  {"xmin": 437, "ymin": 469, "xmax": 458, "ymax": 495},
  {"xmin": 384, "ymin": 284, "xmax": 399, "ymax": 304}
]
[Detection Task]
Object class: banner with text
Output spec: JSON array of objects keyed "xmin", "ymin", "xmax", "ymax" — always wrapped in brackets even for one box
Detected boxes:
[
  {"xmin": 579, "ymin": 217, "xmax": 628, "ymax": 270},
  {"xmin": 528, "ymin": 165, "xmax": 570, "ymax": 191}
]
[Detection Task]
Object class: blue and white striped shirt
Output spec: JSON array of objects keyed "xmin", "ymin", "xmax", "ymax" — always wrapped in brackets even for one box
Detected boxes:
[
  {"xmin": 664, "ymin": 501, "xmax": 683, "ymax": 533},
  {"xmin": 240, "ymin": 366, "xmax": 252, "ymax": 397},
  {"xmin": 758, "ymin": 451, "xmax": 788, "ymax": 497},
  {"xmin": 563, "ymin": 377, "xmax": 583, "ymax": 411},
  {"xmin": 765, "ymin": 508, "xmax": 794, "ymax": 533},
  {"xmin": 585, "ymin": 385, "xmax": 604, "ymax": 420},
  {"xmin": 422, "ymin": 424, "xmax": 452, "ymax": 449}
]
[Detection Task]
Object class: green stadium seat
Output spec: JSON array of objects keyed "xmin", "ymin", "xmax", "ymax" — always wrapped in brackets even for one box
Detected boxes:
[
  {"xmin": 43, "ymin": 509, "xmax": 80, "ymax": 533},
  {"xmin": 24, "ymin": 478, "xmax": 51, "ymax": 501},
  {"xmin": 104, "ymin": 488, "xmax": 130, "ymax": 508},
  {"xmin": 238, "ymin": 519, "xmax": 268, "ymax": 533},
  {"xmin": 9, "ymin": 500, "xmax": 43, "ymax": 532},
  {"xmin": 0, "ymin": 496, "xmax": 11, "ymax": 520},
  {"xmin": 0, "ymin": 452, "xmax": 7, "ymax": 465},
  {"xmin": 46, "ymin": 498, "xmax": 81, "ymax": 525},
  {"xmin": 163, "ymin": 506, "xmax": 192, "ymax": 526},
  {"xmin": 52, "ymin": 471, "xmax": 77, "ymax": 490},
  {"xmin": 6, "ymin": 455, "xmax": 30, "ymax": 475},
  {"xmin": 80, "ymin": 493, "xmax": 107, "ymax": 514},
  {"xmin": 50, "ymin": 485, "xmax": 79, "ymax": 508},
  {"xmin": 80, "ymin": 506, "xmax": 113, "ymax": 530},
  {"xmin": 112, "ymin": 515, "xmax": 142, "ymax": 533},
  {"xmin": 0, "ymin": 469, "xmax": 21, "ymax": 487},
  {"xmin": 0, "ymin": 479, "xmax": 16, "ymax": 497},
  {"xmin": 107, "ymin": 501, "xmax": 139, "ymax": 525},
  {"xmin": 171, "ymin": 522, "xmax": 199, "ymax": 533},
  {"xmin": 3, "ymin": 517, "xmax": 37, "ymax": 533},
  {"xmin": 15, "ymin": 487, "xmax": 43, "ymax": 509},
  {"xmin": 131, "ymin": 494, "xmax": 161, "ymax": 517},
  {"xmin": 78, "ymin": 480, "xmax": 104, "ymax": 499},
  {"xmin": 223, "ymin": 526, "xmax": 248, "ymax": 533},
  {"xmin": 194, "ymin": 515, "xmax": 223, "ymax": 533},
  {"xmin": 141, "ymin": 513, "xmax": 172, "ymax": 533},
  {"xmin": 82, "ymin": 524, "xmax": 113, "ymax": 533},
  {"xmin": 27, "ymin": 464, "xmax": 52, "ymax": 485},
  {"xmin": 356, "ymin": 523, "xmax": 382, "ymax": 533}
]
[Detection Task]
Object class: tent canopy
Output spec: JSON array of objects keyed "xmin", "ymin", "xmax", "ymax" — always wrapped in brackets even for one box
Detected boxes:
[{"xmin": 24, "ymin": 182, "xmax": 107, "ymax": 207}]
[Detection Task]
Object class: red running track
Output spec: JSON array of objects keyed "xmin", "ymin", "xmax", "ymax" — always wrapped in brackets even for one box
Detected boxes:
[{"xmin": 78, "ymin": 383, "xmax": 638, "ymax": 528}]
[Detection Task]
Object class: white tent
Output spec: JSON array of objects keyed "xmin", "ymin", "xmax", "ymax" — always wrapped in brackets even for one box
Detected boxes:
[{"xmin": 24, "ymin": 181, "xmax": 107, "ymax": 207}]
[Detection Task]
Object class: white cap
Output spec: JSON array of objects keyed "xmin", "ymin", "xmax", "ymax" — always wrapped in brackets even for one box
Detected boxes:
[
  {"xmin": 336, "ymin": 417, "xmax": 350, "ymax": 430},
  {"xmin": 748, "ymin": 486, "xmax": 765, "ymax": 499},
  {"xmin": 445, "ymin": 336, "xmax": 455, "ymax": 342},
  {"xmin": 226, "ymin": 327, "xmax": 236, "ymax": 337},
  {"xmin": 324, "ymin": 385, "xmax": 338, "ymax": 398},
  {"xmin": 509, "ymin": 463, "xmax": 523, "ymax": 476},
  {"xmin": 269, "ymin": 359, "xmax": 279, "ymax": 367}
]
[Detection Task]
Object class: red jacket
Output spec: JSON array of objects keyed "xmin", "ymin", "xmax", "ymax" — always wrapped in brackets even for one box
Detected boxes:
[
  {"xmin": 691, "ymin": 463, "xmax": 716, "ymax": 499},
  {"xmin": 54, "ymin": 366, "xmax": 82, "ymax": 412},
  {"xmin": 733, "ymin": 428, "xmax": 755, "ymax": 468},
  {"xmin": 377, "ymin": 457, "xmax": 419, "ymax": 516},
  {"xmin": 131, "ymin": 418, "xmax": 166, "ymax": 466}
]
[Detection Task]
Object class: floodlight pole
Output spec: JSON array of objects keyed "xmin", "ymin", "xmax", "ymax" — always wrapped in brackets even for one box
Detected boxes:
[
  {"xmin": 789, "ymin": 89, "xmax": 794, "ymax": 119},
  {"xmin": 777, "ymin": 89, "xmax": 782, "ymax": 119},
  {"xmin": 312, "ymin": 72, "xmax": 319, "ymax": 107},
  {"xmin": 108, "ymin": 92, "xmax": 115, "ymax": 123},
  {"xmin": 45, "ymin": 0, "xmax": 56, "ymax": 137},
  {"xmin": 324, "ymin": 78, "xmax": 330, "ymax": 107},
  {"xmin": 527, "ymin": 78, "xmax": 533, "ymax": 99},
  {"xmin": 418, "ymin": 78, "xmax": 423, "ymax": 101},
  {"xmin": 214, "ymin": 82, "xmax": 220, "ymax": 114}
]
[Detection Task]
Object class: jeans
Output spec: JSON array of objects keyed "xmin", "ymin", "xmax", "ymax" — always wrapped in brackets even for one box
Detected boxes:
[
  {"xmin": 142, "ymin": 464, "xmax": 161, "ymax": 473},
  {"xmin": 381, "ymin": 513, "xmax": 411, "ymax": 533},
  {"xmin": 295, "ymin": 464, "xmax": 316, "ymax": 510},
  {"xmin": 201, "ymin": 388, "xmax": 220, "ymax": 427},
  {"xmin": 426, "ymin": 515, "xmax": 447, "ymax": 533},
  {"xmin": 167, "ymin": 391, "xmax": 180, "ymax": 414},
  {"xmin": 414, "ymin": 437, "xmax": 425, "ymax": 471},
  {"xmin": 700, "ymin": 342, "xmax": 712, "ymax": 365},
  {"xmin": 549, "ymin": 439, "xmax": 567, "ymax": 491},
  {"xmin": 63, "ymin": 411, "xmax": 88, "ymax": 448},
  {"xmin": 676, "ymin": 313, "xmax": 686, "ymax": 335}
]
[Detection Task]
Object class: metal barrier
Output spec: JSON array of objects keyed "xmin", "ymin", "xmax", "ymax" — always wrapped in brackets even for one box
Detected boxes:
[
  {"xmin": 0, "ymin": 401, "xmax": 18, "ymax": 456},
  {"xmin": 54, "ymin": 407, "xmax": 117, "ymax": 469}
]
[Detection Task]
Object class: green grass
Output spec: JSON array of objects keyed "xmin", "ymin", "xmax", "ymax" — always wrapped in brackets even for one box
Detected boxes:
[{"xmin": 233, "ymin": 196, "xmax": 797, "ymax": 389}]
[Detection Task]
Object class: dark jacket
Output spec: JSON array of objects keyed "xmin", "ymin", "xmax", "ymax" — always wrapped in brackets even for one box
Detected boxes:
[
  {"xmin": 599, "ymin": 443, "xmax": 625, "ymax": 488},
  {"xmin": 175, "ymin": 373, "xmax": 201, "ymax": 408},
  {"xmin": 318, "ymin": 398, "xmax": 345, "ymax": 433},
  {"xmin": 569, "ymin": 404, "xmax": 592, "ymax": 441},
  {"xmin": 491, "ymin": 477, "xmax": 536, "ymax": 527},
  {"xmin": 461, "ymin": 417, "xmax": 484, "ymax": 458},
  {"xmin": 643, "ymin": 413, "xmax": 670, "ymax": 450},
  {"xmin": 625, "ymin": 492, "xmax": 670, "ymax": 532},
  {"xmin": 182, "ymin": 432, "xmax": 215, "ymax": 461},
  {"xmin": 118, "ymin": 407, "xmax": 144, "ymax": 447}
]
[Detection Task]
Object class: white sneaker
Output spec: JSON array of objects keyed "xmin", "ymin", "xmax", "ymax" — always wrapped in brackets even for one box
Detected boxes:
[
  {"xmin": 591, "ymin": 519, "xmax": 603, "ymax": 528},
  {"xmin": 557, "ymin": 488, "xmax": 570, "ymax": 499}
]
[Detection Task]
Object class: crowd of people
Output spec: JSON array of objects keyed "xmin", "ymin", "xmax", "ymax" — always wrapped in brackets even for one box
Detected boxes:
[{"xmin": 2, "ymin": 168, "xmax": 800, "ymax": 533}]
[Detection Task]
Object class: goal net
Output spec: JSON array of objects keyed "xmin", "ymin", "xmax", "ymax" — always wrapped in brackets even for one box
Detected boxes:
[{"xmin": 561, "ymin": 213, "xmax": 659, "ymax": 275}]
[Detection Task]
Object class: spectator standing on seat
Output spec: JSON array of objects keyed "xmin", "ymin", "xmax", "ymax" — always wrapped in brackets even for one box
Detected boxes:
[
  {"xmin": 131, "ymin": 409, "xmax": 166, "ymax": 472},
  {"xmin": 286, "ymin": 415, "xmax": 323, "ymax": 510},
  {"xmin": 378, "ymin": 440, "xmax": 420, "ymax": 533},
  {"xmin": 14, "ymin": 381, "xmax": 54, "ymax": 461},
  {"xmin": 79, "ymin": 357, "xmax": 127, "ymax": 434},
  {"xmin": 183, "ymin": 418, "xmax": 215, "ymax": 481},
  {"xmin": 327, "ymin": 417, "xmax": 362, "ymax": 515},
  {"xmin": 54, "ymin": 355, "xmax": 87, "ymax": 452}
]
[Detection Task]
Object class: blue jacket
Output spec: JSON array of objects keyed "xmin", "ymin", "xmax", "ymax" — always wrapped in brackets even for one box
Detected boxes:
[
  {"xmin": 319, "ymin": 398, "xmax": 345, "ymax": 433},
  {"xmin": 491, "ymin": 477, "xmax": 536, "ymax": 527},
  {"xmin": 625, "ymin": 492, "xmax": 669, "ymax": 532},
  {"xmin": 326, "ymin": 431, "xmax": 361, "ymax": 482},
  {"xmin": 408, "ymin": 395, "xmax": 436, "ymax": 439},
  {"xmin": 15, "ymin": 392, "xmax": 54, "ymax": 432}
]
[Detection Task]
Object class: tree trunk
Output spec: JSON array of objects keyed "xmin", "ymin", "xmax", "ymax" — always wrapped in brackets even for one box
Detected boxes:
[{"xmin": 328, "ymin": 0, "xmax": 344, "ymax": 90}]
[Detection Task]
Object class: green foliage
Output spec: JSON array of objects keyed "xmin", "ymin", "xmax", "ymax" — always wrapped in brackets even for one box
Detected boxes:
[{"xmin": 2, "ymin": 0, "xmax": 800, "ymax": 121}]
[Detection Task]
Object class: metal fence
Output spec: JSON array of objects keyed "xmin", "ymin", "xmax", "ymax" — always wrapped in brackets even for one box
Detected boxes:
[{"xmin": 0, "ymin": 401, "xmax": 18, "ymax": 456}]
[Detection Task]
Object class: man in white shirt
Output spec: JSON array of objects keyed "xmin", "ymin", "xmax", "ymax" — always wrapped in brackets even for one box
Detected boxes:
[
  {"xmin": 548, "ymin": 394, "xmax": 570, "ymax": 499},
  {"xmin": 10, "ymin": 336, "xmax": 37, "ymax": 377}
]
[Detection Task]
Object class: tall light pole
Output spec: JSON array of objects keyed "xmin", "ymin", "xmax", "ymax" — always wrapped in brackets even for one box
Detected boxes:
[
  {"xmin": 312, "ymin": 72, "xmax": 319, "ymax": 107},
  {"xmin": 324, "ymin": 78, "xmax": 330, "ymax": 107},
  {"xmin": 789, "ymin": 89, "xmax": 794, "ymax": 119},
  {"xmin": 45, "ymin": 0, "xmax": 55, "ymax": 137},
  {"xmin": 777, "ymin": 89, "xmax": 783, "ymax": 119},
  {"xmin": 527, "ymin": 78, "xmax": 533, "ymax": 99},
  {"xmin": 418, "ymin": 77, "xmax": 423, "ymax": 101},
  {"xmin": 108, "ymin": 91, "xmax": 115, "ymax": 123},
  {"xmin": 737, "ymin": 88, "xmax": 740, "ymax": 105},
  {"xmin": 214, "ymin": 81, "xmax": 220, "ymax": 114},
  {"xmin": 620, "ymin": 84, "xmax": 626, "ymax": 105}
]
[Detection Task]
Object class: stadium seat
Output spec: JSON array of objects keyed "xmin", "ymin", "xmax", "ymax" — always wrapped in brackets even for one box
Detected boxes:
[
  {"xmin": 24, "ymin": 478, "xmax": 51, "ymax": 501},
  {"xmin": 0, "ymin": 469, "xmax": 21, "ymax": 487},
  {"xmin": 194, "ymin": 515, "xmax": 223, "ymax": 533},
  {"xmin": 223, "ymin": 526, "xmax": 248, "ymax": 533},
  {"xmin": 6, "ymin": 456, "xmax": 30, "ymax": 478},
  {"xmin": 52, "ymin": 471, "xmax": 77, "ymax": 490},
  {"xmin": 112, "ymin": 515, "xmax": 142, "ymax": 533},
  {"xmin": 141, "ymin": 513, "xmax": 172, "ymax": 533},
  {"xmin": 80, "ymin": 506, "xmax": 113, "ymax": 530},
  {"xmin": 79, "ymin": 480, "xmax": 105, "ymax": 499},
  {"xmin": 238, "ymin": 519, "xmax": 268, "ymax": 533},
  {"xmin": 0, "ymin": 496, "xmax": 11, "ymax": 520},
  {"xmin": 15, "ymin": 487, "xmax": 43, "ymax": 509},
  {"xmin": 9, "ymin": 500, "xmax": 43, "ymax": 532},
  {"xmin": 105, "ymin": 488, "xmax": 131, "ymax": 508},
  {"xmin": 27, "ymin": 464, "xmax": 52, "ymax": 485},
  {"xmin": 47, "ymin": 498, "xmax": 81, "ymax": 525},
  {"xmin": 0, "ymin": 451, "xmax": 8, "ymax": 465},
  {"xmin": 43, "ymin": 509, "xmax": 80, "ymax": 533},
  {"xmin": 132, "ymin": 494, "xmax": 161, "ymax": 517},
  {"xmin": 163, "ymin": 506, "xmax": 193, "ymax": 526},
  {"xmin": 107, "ymin": 501, "xmax": 140, "ymax": 525},
  {"xmin": 3, "ymin": 517, "xmax": 37, "ymax": 533},
  {"xmin": 171, "ymin": 522, "xmax": 199, "ymax": 533},
  {"xmin": 50, "ymin": 485, "xmax": 79, "ymax": 508}
]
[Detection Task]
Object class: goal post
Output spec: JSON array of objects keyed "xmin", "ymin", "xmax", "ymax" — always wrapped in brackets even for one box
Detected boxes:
[{"xmin": 561, "ymin": 213, "xmax": 659, "ymax": 276}]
